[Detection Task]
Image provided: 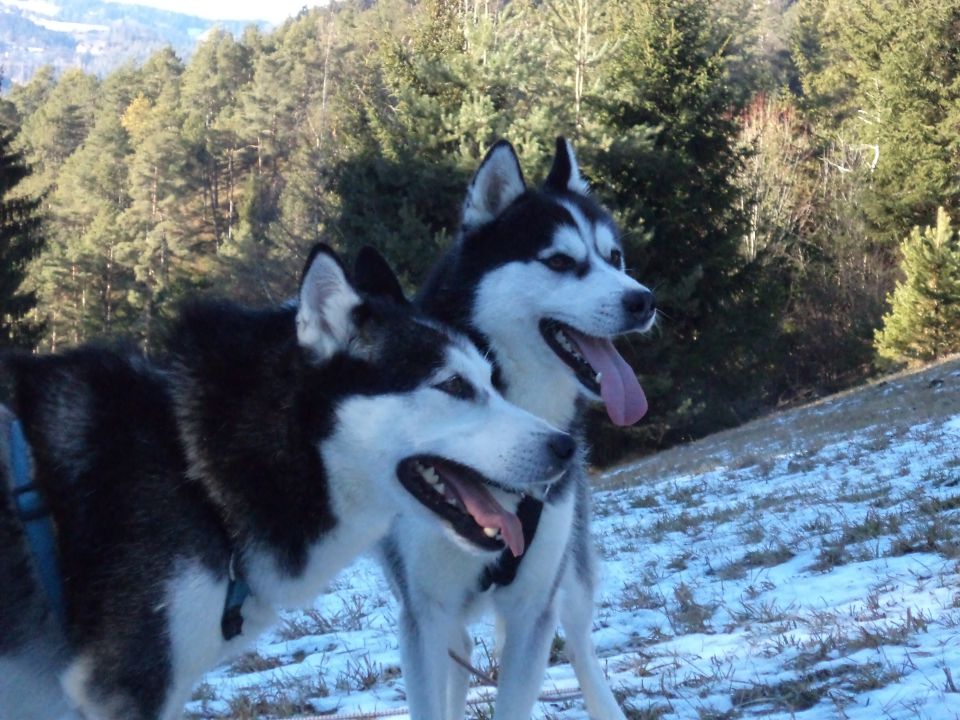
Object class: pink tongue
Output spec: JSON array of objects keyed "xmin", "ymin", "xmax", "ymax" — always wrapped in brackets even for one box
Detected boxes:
[
  {"xmin": 437, "ymin": 464, "xmax": 524, "ymax": 557},
  {"xmin": 567, "ymin": 331, "xmax": 648, "ymax": 426}
]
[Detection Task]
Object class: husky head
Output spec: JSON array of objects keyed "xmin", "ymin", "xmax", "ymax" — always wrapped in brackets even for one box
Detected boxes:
[
  {"xmin": 420, "ymin": 138, "xmax": 656, "ymax": 430},
  {"xmin": 298, "ymin": 245, "xmax": 573, "ymax": 557}
]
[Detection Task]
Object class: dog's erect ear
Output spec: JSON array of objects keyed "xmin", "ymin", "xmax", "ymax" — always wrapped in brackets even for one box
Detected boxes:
[
  {"xmin": 462, "ymin": 140, "xmax": 526, "ymax": 231},
  {"xmin": 354, "ymin": 246, "xmax": 409, "ymax": 306},
  {"xmin": 297, "ymin": 244, "xmax": 361, "ymax": 359},
  {"xmin": 544, "ymin": 136, "xmax": 590, "ymax": 195}
]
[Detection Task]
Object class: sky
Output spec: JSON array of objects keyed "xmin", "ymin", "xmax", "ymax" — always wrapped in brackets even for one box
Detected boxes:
[{"xmin": 106, "ymin": 0, "xmax": 321, "ymax": 24}]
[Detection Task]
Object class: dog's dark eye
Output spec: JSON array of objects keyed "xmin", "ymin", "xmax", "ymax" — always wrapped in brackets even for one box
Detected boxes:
[
  {"xmin": 434, "ymin": 374, "xmax": 475, "ymax": 400},
  {"xmin": 543, "ymin": 254, "xmax": 576, "ymax": 273},
  {"xmin": 610, "ymin": 249, "xmax": 623, "ymax": 267}
]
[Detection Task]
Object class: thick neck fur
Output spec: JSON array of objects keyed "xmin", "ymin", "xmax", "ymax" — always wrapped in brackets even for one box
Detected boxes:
[
  {"xmin": 168, "ymin": 301, "xmax": 338, "ymax": 581},
  {"xmin": 488, "ymin": 346, "xmax": 581, "ymax": 431}
]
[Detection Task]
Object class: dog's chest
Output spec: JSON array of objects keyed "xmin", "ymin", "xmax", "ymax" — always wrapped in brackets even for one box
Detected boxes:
[
  {"xmin": 490, "ymin": 488, "xmax": 576, "ymax": 602},
  {"xmin": 501, "ymin": 364, "xmax": 580, "ymax": 431},
  {"xmin": 162, "ymin": 563, "xmax": 269, "ymax": 707}
]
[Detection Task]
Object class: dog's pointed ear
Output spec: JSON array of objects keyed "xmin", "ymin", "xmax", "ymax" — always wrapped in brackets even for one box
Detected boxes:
[
  {"xmin": 544, "ymin": 136, "xmax": 590, "ymax": 195},
  {"xmin": 296, "ymin": 243, "xmax": 361, "ymax": 359},
  {"xmin": 462, "ymin": 140, "xmax": 526, "ymax": 231},
  {"xmin": 354, "ymin": 246, "xmax": 409, "ymax": 306}
]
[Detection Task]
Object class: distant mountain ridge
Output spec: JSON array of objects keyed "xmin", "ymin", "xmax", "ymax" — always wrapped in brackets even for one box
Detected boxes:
[{"xmin": 0, "ymin": 0, "xmax": 265, "ymax": 86}]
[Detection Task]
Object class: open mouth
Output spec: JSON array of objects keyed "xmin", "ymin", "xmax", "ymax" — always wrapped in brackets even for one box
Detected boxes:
[
  {"xmin": 539, "ymin": 318, "xmax": 649, "ymax": 426},
  {"xmin": 397, "ymin": 456, "xmax": 524, "ymax": 556},
  {"xmin": 541, "ymin": 319, "xmax": 603, "ymax": 394}
]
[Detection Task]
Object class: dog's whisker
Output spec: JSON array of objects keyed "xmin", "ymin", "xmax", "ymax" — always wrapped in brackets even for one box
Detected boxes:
[{"xmin": 523, "ymin": 479, "xmax": 563, "ymax": 487}]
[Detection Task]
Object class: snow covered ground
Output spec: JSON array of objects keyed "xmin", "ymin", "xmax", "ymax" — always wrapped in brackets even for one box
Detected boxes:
[{"xmin": 186, "ymin": 358, "xmax": 960, "ymax": 719}]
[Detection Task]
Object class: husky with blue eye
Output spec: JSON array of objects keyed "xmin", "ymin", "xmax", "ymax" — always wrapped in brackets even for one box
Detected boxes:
[
  {"xmin": 377, "ymin": 138, "xmax": 656, "ymax": 720},
  {"xmin": 0, "ymin": 245, "xmax": 574, "ymax": 720}
]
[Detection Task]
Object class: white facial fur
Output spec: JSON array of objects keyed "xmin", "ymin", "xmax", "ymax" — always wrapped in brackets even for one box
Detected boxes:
[
  {"xmin": 325, "ymin": 334, "xmax": 563, "ymax": 501},
  {"xmin": 247, "ymin": 330, "xmax": 564, "ymax": 606},
  {"xmin": 472, "ymin": 202, "xmax": 653, "ymax": 427}
]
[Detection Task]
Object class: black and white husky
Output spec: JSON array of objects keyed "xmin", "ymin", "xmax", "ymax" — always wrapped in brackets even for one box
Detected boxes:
[
  {"xmin": 379, "ymin": 139, "xmax": 655, "ymax": 720},
  {"xmin": 0, "ymin": 245, "xmax": 574, "ymax": 720}
]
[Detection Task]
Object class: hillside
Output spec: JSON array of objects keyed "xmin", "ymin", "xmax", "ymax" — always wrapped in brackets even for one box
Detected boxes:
[
  {"xmin": 0, "ymin": 0, "xmax": 261, "ymax": 85},
  {"xmin": 184, "ymin": 356, "xmax": 960, "ymax": 719}
]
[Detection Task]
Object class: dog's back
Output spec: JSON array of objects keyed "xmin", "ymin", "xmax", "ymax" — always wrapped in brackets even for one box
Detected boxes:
[{"xmin": 1, "ymin": 349, "xmax": 233, "ymax": 719}]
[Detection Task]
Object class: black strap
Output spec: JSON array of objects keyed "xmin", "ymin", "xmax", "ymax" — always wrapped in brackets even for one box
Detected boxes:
[
  {"xmin": 221, "ymin": 553, "xmax": 251, "ymax": 640},
  {"xmin": 479, "ymin": 496, "xmax": 543, "ymax": 591}
]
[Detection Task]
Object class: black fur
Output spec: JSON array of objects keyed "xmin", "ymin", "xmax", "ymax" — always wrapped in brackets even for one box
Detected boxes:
[
  {"xmin": 8, "ymin": 348, "xmax": 224, "ymax": 716},
  {"xmin": 354, "ymin": 246, "xmax": 410, "ymax": 305},
  {"xmin": 0, "ymin": 274, "xmax": 457, "ymax": 717},
  {"xmin": 544, "ymin": 136, "xmax": 573, "ymax": 192},
  {"xmin": 168, "ymin": 299, "xmax": 448, "ymax": 577}
]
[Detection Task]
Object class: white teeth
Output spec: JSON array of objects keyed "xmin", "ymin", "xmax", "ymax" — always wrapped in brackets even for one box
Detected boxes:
[
  {"xmin": 554, "ymin": 331, "xmax": 586, "ymax": 362},
  {"xmin": 483, "ymin": 527, "xmax": 498, "ymax": 538},
  {"xmin": 596, "ymin": 372, "xmax": 603, "ymax": 383},
  {"xmin": 416, "ymin": 465, "xmax": 446, "ymax": 495}
]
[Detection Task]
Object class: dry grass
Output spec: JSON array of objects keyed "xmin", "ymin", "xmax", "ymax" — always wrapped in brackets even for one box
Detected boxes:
[
  {"xmin": 224, "ymin": 674, "xmax": 330, "ymax": 719},
  {"xmin": 192, "ymin": 356, "xmax": 960, "ymax": 720}
]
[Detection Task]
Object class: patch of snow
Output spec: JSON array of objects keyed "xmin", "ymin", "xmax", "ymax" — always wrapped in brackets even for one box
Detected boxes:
[
  {"xmin": 188, "ymin": 405, "xmax": 960, "ymax": 719},
  {"xmin": 30, "ymin": 17, "xmax": 109, "ymax": 33}
]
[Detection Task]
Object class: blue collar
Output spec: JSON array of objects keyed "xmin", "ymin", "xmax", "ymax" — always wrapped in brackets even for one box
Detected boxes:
[{"xmin": 7, "ymin": 419, "xmax": 65, "ymax": 626}]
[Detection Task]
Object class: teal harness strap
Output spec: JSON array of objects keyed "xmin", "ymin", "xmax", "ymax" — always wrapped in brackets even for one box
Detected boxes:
[
  {"xmin": 8, "ymin": 419, "xmax": 65, "ymax": 626},
  {"xmin": 221, "ymin": 552, "xmax": 251, "ymax": 641}
]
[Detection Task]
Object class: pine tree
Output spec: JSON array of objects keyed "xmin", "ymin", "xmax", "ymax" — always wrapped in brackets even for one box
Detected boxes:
[
  {"xmin": 180, "ymin": 28, "xmax": 254, "ymax": 251},
  {"xmin": 875, "ymin": 208, "xmax": 960, "ymax": 364},
  {"xmin": 333, "ymin": 0, "xmax": 566, "ymax": 284},
  {"xmin": 793, "ymin": 0, "xmax": 960, "ymax": 244},
  {"xmin": 587, "ymin": 0, "xmax": 767, "ymax": 454},
  {"xmin": 15, "ymin": 68, "xmax": 99, "ymax": 197},
  {"xmin": 0, "ymin": 132, "xmax": 45, "ymax": 349},
  {"xmin": 116, "ymin": 48, "xmax": 193, "ymax": 351}
]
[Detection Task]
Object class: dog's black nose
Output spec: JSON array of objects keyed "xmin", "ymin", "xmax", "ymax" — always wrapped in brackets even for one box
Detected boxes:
[
  {"xmin": 548, "ymin": 432, "xmax": 576, "ymax": 462},
  {"xmin": 623, "ymin": 289, "xmax": 656, "ymax": 320}
]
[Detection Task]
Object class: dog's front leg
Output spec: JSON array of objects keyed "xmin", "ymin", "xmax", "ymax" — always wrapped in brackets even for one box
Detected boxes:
[
  {"xmin": 398, "ymin": 601, "xmax": 452, "ymax": 720},
  {"xmin": 491, "ymin": 602, "xmax": 557, "ymax": 720},
  {"xmin": 558, "ymin": 562, "xmax": 627, "ymax": 720},
  {"xmin": 444, "ymin": 625, "xmax": 473, "ymax": 720}
]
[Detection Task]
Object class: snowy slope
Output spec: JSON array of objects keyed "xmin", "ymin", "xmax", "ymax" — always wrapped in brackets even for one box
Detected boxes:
[{"xmin": 187, "ymin": 358, "xmax": 960, "ymax": 719}]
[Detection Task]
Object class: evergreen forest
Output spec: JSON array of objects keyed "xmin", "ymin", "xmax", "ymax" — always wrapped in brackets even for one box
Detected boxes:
[{"xmin": 2, "ymin": 0, "xmax": 959, "ymax": 465}]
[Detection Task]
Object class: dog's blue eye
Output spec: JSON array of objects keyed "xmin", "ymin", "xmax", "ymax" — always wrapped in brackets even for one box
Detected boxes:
[
  {"xmin": 544, "ymin": 254, "xmax": 576, "ymax": 272},
  {"xmin": 435, "ymin": 374, "xmax": 475, "ymax": 400}
]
